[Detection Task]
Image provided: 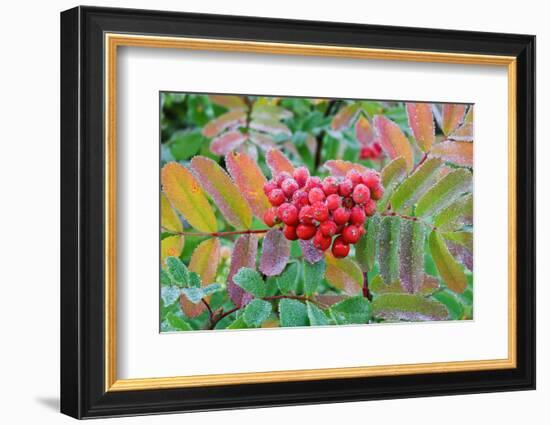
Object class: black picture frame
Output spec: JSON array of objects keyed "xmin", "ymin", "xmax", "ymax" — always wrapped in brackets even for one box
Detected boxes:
[{"xmin": 61, "ymin": 5, "xmax": 535, "ymax": 419}]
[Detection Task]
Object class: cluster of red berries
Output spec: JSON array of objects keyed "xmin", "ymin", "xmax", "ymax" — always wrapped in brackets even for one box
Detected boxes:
[
  {"xmin": 263, "ymin": 167, "xmax": 384, "ymax": 258},
  {"xmin": 359, "ymin": 142, "xmax": 383, "ymax": 160}
]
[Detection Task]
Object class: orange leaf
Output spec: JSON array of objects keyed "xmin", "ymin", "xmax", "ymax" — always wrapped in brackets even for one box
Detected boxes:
[
  {"xmin": 266, "ymin": 149, "xmax": 294, "ymax": 176},
  {"xmin": 373, "ymin": 115, "xmax": 414, "ymax": 171},
  {"xmin": 225, "ymin": 151, "xmax": 271, "ymax": 218},
  {"xmin": 189, "ymin": 238, "xmax": 221, "ymax": 285},
  {"xmin": 161, "ymin": 193, "xmax": 182, "ymax": 232},
  {"xmin": 323, "ymin": 160, "xmax": 368, "ymax": 177},
  {"xmin": 325, "ymin": 253, "xmax": 363, "ymax": 295},
  {"xmin": 355, "ymin": 115, "xmax": 375, "ymax": 146},
  {"xmin": 161, "ymin": 162, "xmax": 217, "ymax": 233},
  {"xmin": 406, "ymin": 103, "xmax": 435, "ymax": 152},
  {"xmin": 210, "ymin": 130, "xmax": 247, "ymax": 155},
  {"xmin": 441, "ymin": 104, "xmax": 466, "ymax": 136},
  {"xmin": 449, "ymin": 106, "xmax": 474, "ymax": 141},
  {"xmin": 430, "ymin": 141, "xmax": 473, "ymax": 167},
  {"xmin": 202, "ymin": 110, "xmax": 246, "ymax": 138},
  {"xmin": 331, "ymin": 103, "xmax": 360, "ymax": 131},
  {"xmin": 191, "ymin": 156, "xmax": 252, "ymax": 229}
]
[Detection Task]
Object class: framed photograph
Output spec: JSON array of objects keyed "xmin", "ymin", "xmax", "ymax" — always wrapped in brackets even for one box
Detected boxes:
[{"xmin": 60, "ymin": 6, "xmax": 535, "ymax": 419}]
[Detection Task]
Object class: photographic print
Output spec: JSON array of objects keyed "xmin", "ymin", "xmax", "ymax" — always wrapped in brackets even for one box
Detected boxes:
[{"xmin": 159, "ymin": 93, "xmax": 474, "ymax": 332}]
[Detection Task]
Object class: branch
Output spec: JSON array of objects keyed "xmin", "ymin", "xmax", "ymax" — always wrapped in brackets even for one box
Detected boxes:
[
  {"xmin": 162, "ymin": 227, "xmax": 273, "ymax": 238},
  {"xmin": 380, "ymin": 211, "xmax": 436, "ymax": 231},
  {"xmin": 362, "ymin": 272, "xmax": 372, "ymax": 301},
  {"xmin": 314, "ymin": 100, "xmax": 340, "ymax": 171}
]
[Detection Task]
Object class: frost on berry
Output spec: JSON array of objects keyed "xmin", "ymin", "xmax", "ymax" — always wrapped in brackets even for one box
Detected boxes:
[
  {"xmin": 281, "ymin": 178, "xmax": 299, "ymax": 197},
  {"xmin": 352, "ymin": 183, "xmax": 371, "ymax": 204},
  {"xmin": 308, "ymin": 187, "xmax": 326, "ymax": 204},
  {"xmin": 277, "ymin": 203, "xmax": 299, "ymax": 226},
  {"xmin": 332, "ymin": 235, "xmax": 350, "ymax": 258},
  {"xmin": 293, "ymin": 167, "xmax": 310, "ymax": 187},
  {"xmin": 296, "ymin": 223, "xmax": 317, "ymax": 240}
]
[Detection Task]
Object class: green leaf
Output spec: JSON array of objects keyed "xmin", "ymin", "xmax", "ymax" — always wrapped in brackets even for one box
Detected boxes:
[
  {"xmin": 377, "ymin": 158, "xmax": 407, "ymax": 212},
  {"xmin": 166, "ymin": 313, "xmax": 193, "ymax": 331},
  {"xmin": 303, "ymin": 260, "xmax": 326, "ymax": 296},
  {"xmin": 160, "ymin": 269, "xmax": 172, "ymax": 286},
  {"xmin": 434, "ymin": 194, "xmax": 473, "ymax": 231},
  {"xmin": 226, "ymin": 316, "xmax": 249, "ymax": 329},
  {"xmin": 432, "ymin": 290, "xmax": 465, "ymax": 320},
  {"xmin": 429, "ymin": 231, "xmax": 468, "ymax": 293},
  {"xmin": 378, "ymin": 216, "xmax": 401, "ymax": 284},
  {"xmin": 306, "ymin": 302, "xmax": 330, "ymax": 326},
  {"xmin": 232, "ymin": 267, "xmax": 266, "ymax": 298},
  {"xmin": 356, "ymin": 216, "xmax": 379, "ymax": 272},
  {"xmin": 399, "ymin": 220, "xmax": 426, "ymax": 293},
  {"xmin": 181, "ymin": 283, "xmax": 222, "ymax": 304},
  {"xmin": 242, "ymin": 299, "xmax": 272, "ymax": 327},
  {"xmin": 415, "ymin": 169, "xmax": 473, "ymax": 217},
  {"xmin": 188, "ymin": 272, "xmax": 202, "ymax": 288},
  {"xmin": 276, "ymin": 262, "xmax": 300, "ymax": 294},
  {"xmin": 279, "ymin": 298, "xmax": 309, "ymax": 327},
  {"xmin": 442, "ymin": 231, "xmax": 473, "ymax": 252},
  {"xmin": 169, "ymin": 130, "xmax": 206, "ymax": 160},
  {"xmin": 372, "ymin": 293, "xmax": 449, "ymax": 321},
  {"xmin": 390, "ymin": 158, "xmax": 442, "ymax": 213},
  {"xmin": 165, "ymin": 256, "xmax": 189, "ymax": 286},
  {"xmin": 330, "ymin": 296, "xmax": 372, "ymax": 325}
]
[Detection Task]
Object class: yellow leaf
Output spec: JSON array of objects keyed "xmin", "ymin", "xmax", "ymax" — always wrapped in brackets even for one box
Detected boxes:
[
  {"xmin": 161, "ymin": 193, "xmax": 182, "ymax": 232},
  {"xmin": 189, "ymin": 238, "xmax": 221, "ymax": 285},
  {"xmin": 161, "ymin": 162, "xmax": 217, "ymax": 233},
  {"xmin": 325, "ymin": 253, "xmax": 363, "ymax": 295},
  {"xmin": 161, "ymin": 236, "xmax": 184, "ymax": 265}
]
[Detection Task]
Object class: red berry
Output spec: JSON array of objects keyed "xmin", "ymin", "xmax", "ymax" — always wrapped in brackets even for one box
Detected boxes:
[
  {"xmin": 263, "ymin": 207, "xmax": 279, "ymax": 227},
  {"xmin": 326, "ymin": 193, "xmax": 341, "ymax": 210},
  {"xmin": 305, "ymin": 176, "xmax": 322, "ymax": 190},
  {"xmin": 293, "ymin": 167, "xmax": 310, "ymax": 187},
  {"xmin": 322, "ymin": 176, "xmax": 339, "ymax": 195},
  {"xmin": 268, "ymin": 188, "xmax": 285, "ymax": 206},
  {"xmin": 275, "ymin": 172, "xmax": 292, "ymax": 186},
  {"xmin": 281, "ymin": 178, "xmax": 299, "ymax": 198},
  {"xmin": 361, "ymin": 170, "xmax": 380, "ymax": 189},
  {"xmin": 339, "ymin": 179, "xmax": 353, "ymax": 197},
  {"xmin": 283, "ymin": 225, "xmax": 298, "ymax": 241},
  {"xmin": 332, "ymin": 236, "xmax": 350, "ymax": 258},
  {"xmin": 352, "ymin": 183, "xmax": 371, "ymax": 204},
  {"xmin": 359, "ymin": 147, "xmax": 373, "ymax": 160},
  {"xmin": 333, "ymin": 207, "xmax": 351, "ymax": 225},
  {"xmin": 296, "ymin": 224, "xmax": 317, "ymax": 240},
  {"xmin": 320, "ymin": 220, "xmax": 338, "ymax": 237},
  {"xmin": 311, "ymin": 202, "xmax": 329, "ymax": 222},
  {"xmin": 292, "ymin": 189, "xmax": 309, "ymax": 209},
  {"xmin": 342, "ymin": 225, "xmax": 362, "ymax": 244},
  {"xmin": 299, "ymin": 205, "xmax": 315, "ymax": 224},
  {"xmin": 363, "ymin": 198, "xmax": 377, "ymax": 216},
  {"xmin": 313, "ymin": 230, "xmax": 332, "ymax": 251},
  {"xmin": 308, "ymin": 187, "xmax": 326, "ymax": 204},
  {"xmin": 350, "ymin": 205, "xmax": 366, "ymax": 225},
  {"xmin": 342, "ymin": 197, "xmax": 354, "ymax": 209},
  {"xmin": 372, "ymin": 142, "xmax": 382, "ymax": 154},
  {"xmin": 277, "ymin": 203, "xmax": 299, "ymax": 226},
  {"xmin": 346, "ymin": 169, "xmax": 363, "ymax": 185},
  {"xmin": 263, "ymin": 181, "xmax": 277, "ymax": 196},
  {"xmin": 370, "ymin": 183, "xmax": 384, "ymax": 201}
]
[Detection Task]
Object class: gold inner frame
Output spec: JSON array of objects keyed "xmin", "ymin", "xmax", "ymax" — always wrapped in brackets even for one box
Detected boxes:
[{"xmin": 104, "ymin": 33, "xmax": 517, "ymax": 392}]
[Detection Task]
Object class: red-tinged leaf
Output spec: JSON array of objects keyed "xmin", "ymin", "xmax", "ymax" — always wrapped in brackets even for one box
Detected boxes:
[
  {"xmin": 161, "ymin": 193, "xmax": 182, "ymax": 232},
  {"xmin": 372, "ymin": 293, "xmax": 449, "ymax": 321},
  {"xmin": 406, "ymin": 102, "xmax": 435, "ymax": 152},
  {"xmin": 190, "ymin": 156, "xmax": 252, "ymax": 230},
  {"xmin": 331, "ymin": 103, "xmax": 360, "ymax": 131},
  {"xmin": 441, "ymin": 104, "xmax": 466, "ymax": 136},
  {"xmin": 373, "ymin": 115, "xmax": 414, "ymax": 171},
  {"xmin": 209, "ymin": 130, "xmax": 247, "ymax": 155},
  {"xmin": 250, "ymin": 119, "xmax": 291, "ymax": 136},
  {"xmin": 228, "ymin": 234, "xmax": 258, "ymax": 307},
  {"xmin": 161, "ymin": 235, "xmax": 184, "ymax": 265},
  {"xmin": 445, "ymin": 239, "xmax": 473, "ymax": 271},
  {"xmin": 208, "ymin": 95, "xmax": 247, "ymax": 110},
  {"xmin": 299, "ymin": 239, "xmax": 324, "ymax": 264},
  {"xmin": 399, "ymin": 220, "xmax": 426, "ymax": 293},
  {"xmin": 434, "ymin": 194, "xmax": 473, "ymax": 231},
  {"xmin": 449, "ymin": 107, "xmax": 473, "ymax": 141},
  {"xmin": 430, "ymin": 140, "xmax": 473, "ymax": 167},
  {"xmin": 249, "ymin": 130, "xmax": 277, "ymax": 151},
  {"xmin": 312, "ymin": 294, "xmax": 348, "ymax": 308},
  {"xmin": 180, "ymin": 293, "xmax": 205, "ymax": 318},
  {"xmin": 325, "ymin": 253, "xmax": 363, "ymax": 295},
  {"xmin": 266, "ymin": 149, "xmax": 294, "ymax": 176},
  {"xmin": 429, "ymin": 231, "xmax": 467, "ymax": 293},
  {"xmin": 251, "ymin": 103, "xmax": 293, "ymax": 120},
  {"xmin": 161, "ymin": 162, "xmax": 217, "ymax": 233},
  {"xmin": 202, "ymin": 110, "xmax": 246, "ymax": 138},
  {"xmin": 259, "ymin": 229, "xmax": 290, "ymax": 276},
  {"xmin": 189, "ymin": 238, "xmax": 221, "ymax": 285},
  {"xmin": 355, "ymin": 115, "xmax": 375, "ymax": 146},
  {"xmin": 323, "ymin": 160, "xmax": 368, "ymax": 177},
  {"xmin": 225, "ymin": 151, "xmax": 271, "ymax": 218}
]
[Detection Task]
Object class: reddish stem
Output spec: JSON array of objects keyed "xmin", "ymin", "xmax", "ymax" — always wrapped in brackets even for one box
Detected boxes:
[{"xmin": 163, "ymin": 227, "xmax": 272, "ymax": 238}]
